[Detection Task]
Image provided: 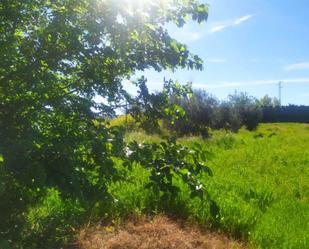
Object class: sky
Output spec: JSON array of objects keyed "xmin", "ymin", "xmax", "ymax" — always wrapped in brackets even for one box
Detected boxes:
[{"xmin": 125, "ymin": 0, "xmax": 309, "ymax": 105}]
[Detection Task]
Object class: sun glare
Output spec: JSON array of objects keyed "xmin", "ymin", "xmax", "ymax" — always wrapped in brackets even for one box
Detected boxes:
[{"xmin": 123, "ymin": 0, "xmax": 170, "ymax": 16}]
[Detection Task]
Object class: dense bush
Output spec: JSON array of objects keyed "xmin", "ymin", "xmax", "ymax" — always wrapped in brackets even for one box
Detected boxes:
[
  {"xmin": 166, "ymin": 90, "xmax": 262, "ymax": 136},
  {"xmin": 262, "ymin": 105, "xmax": 309, "ymax": 123},
  {"xmin": 228, "ymin": 92, "xmax": 262, "ymax": 131},
  {"xmin": 215, "ymin": 101, "xmax": 243, "ymax": 132}
]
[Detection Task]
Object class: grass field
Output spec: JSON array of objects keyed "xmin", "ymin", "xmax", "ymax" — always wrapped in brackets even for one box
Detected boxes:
[{"xmin": 107, "ymin": 123, "xmax": 309, "ymax": 249}]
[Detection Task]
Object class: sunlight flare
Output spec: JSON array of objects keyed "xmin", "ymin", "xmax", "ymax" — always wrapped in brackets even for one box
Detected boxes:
[{"xmin": 121, "ymin": 0, "xmax": 170, "ymax": 16}]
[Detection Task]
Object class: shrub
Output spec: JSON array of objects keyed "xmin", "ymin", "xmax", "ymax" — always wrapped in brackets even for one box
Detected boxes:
[
  {"xmin": 262, "ymin": 105, "xmax": 309, "ymax": 123},
  {"xmin": 166, "ymin": 90, "xmax": 262, "ymax": 135},
  {"xmin": 228, "ymin": 92, "xmax": 262, "ymax": 131},
  {"xmin": 216, "ymin": 101, "xmax": 242, "ymax": 132}
]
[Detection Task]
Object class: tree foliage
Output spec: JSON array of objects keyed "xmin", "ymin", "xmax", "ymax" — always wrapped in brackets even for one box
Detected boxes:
[
  {"xmin": 167, "ymin": 89, "xmax": 262, "ymax": 135},
  {"xmin": 227, "ymin": 92, "xmax": 262, "ymax": 131},
  {"xmin": 258, "ymin": 95, "xmax": 280, "ymax": 107},
  {"xmin": 130, "ymin": 77, "xmax": 192, "ymax": 133},
  {"xmin": 0, "ymin": 0, "xmax": 208, "ymax": 186},
  {"xmin": 0, "ymin": 0, "xmax": 210, "ymax": 247}
]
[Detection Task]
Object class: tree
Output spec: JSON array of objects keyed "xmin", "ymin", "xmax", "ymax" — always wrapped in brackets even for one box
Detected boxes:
[
  {"xmin": 0, "ymin": 0, "xmax": 210, "ymax": 246},
  {"xmin": 167, "ymin": 89, "xmax": 219, "ymax": 136},
  {"xmin": 0, "ymin": 0, "xmax": 208, "ymax": 183},
  {"xmin": 228, "ymin": 92, "xmax": 262, "ymax": 131},
  {"xmin": 259, "ymin": 95, "xmax": 273, "ymax": 107},
  {"xmin": 259, "ymin": 95, "xmax": 280, "ymax": 107}
]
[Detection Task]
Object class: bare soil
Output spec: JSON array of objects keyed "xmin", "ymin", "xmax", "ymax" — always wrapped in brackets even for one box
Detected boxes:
[{"xmin": 76, "ymin": 215, "xmax": 247, "ymax": 249}]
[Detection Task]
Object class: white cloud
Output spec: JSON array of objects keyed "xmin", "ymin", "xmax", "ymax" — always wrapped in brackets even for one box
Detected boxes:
[
  {"xmin": 205, "ymin": 58, "xmax": 227, "ymax": 63},
  {"xmin": 234, "ymin": 14, "xmax": 254, "ymax": 25},
  {"xmin": 210, "ymin": 25, "xmax": 227, "ymax": 33},
  {"xmin": 284, "ymin": 62, "xmax": 309, "ymax": 71},
  {"xmin": 193, "ymin": 77, "xmax": 309, "ymax": 89},
  {"xmin": 209, "ymin": 14, "xmax": 254, "ymax": 33}
]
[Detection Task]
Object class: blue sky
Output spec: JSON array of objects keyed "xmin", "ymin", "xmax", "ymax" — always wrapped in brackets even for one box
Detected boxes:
[{"xmin": 126, "ymin": 0, "xmax": 309, "ymax": 105}]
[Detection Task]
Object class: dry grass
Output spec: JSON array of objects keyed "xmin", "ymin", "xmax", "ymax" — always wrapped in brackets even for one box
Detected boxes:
[{"xmin": 77, "ymin": 216, "xmax": 247, "ymax": 249}]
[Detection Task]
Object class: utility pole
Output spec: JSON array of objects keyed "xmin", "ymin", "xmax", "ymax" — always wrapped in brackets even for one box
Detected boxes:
[{"xmin": 278, "ymin": 81, "xmax": 283, "ymax": 106}]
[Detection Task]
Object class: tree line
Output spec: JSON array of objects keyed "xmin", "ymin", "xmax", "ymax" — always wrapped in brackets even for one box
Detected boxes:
[{"xmin": 156, "ymin": 90, "xmax": 308, "ymax": 136}]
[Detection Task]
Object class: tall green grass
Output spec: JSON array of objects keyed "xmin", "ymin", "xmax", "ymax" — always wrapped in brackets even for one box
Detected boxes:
[
  {"xmin": 9, "ymin": 123, "xmax": 308, "ymax": 248},
  {"xmin": 112, "ymin": 123, "xmax": 309, "ymax": 249}
]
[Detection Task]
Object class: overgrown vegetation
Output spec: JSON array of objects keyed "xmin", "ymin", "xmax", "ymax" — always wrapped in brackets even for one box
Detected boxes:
[
  {"xmin": 0, "ymin": 0, "xmax": 212, "ymax": 248},
  {"xmin": 124, "ymin": 123, "xmax": 309, "ymax": 249},
  {"xmin": 262, "ymin": 105, "xmax": 309, "ymax": 123},
  {"xmin": 1, "ymin": 1, "xmax": 308, "ymax": 249},
  {"xmin": 164, "ymin": 90, "xmax": 262, "ymax": 136}
]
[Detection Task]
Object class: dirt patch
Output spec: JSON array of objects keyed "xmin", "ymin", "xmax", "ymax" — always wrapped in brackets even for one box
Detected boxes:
[{"xmin": 77, "ymin": 216, "xmax": 247, "ymax": 249}]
